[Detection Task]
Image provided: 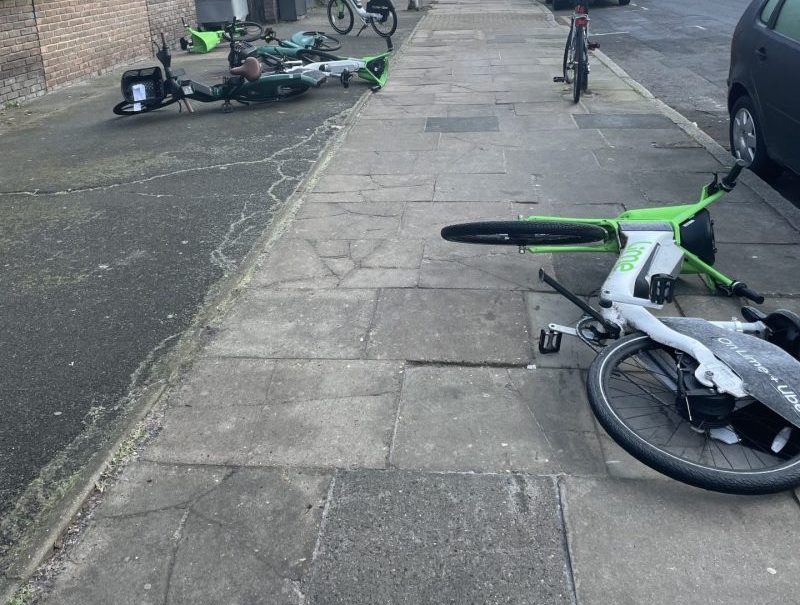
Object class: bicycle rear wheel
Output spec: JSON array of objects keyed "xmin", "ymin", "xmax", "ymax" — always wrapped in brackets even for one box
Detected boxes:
[
  {"xmin": 440, "ymin": 221, "xmax": 607, "ymax": 246},
  {"xmin": 222, "ymin": 22, "xmax": 264, "ymax": 42},
  {"xmin": 370, "ymin": 2, "xmax": 398, "ymax": 38},
  {"xmin": 112, "ymin": 98, "xmax": 180, "ymax": 116},
  {"xmin": 587, "ymin": 334, "xmax": 800, "ymax": 494},
  {"xmin": 572, "ymin": 26, "xmax": 586, "ymax": 103},
  {"xmin": 327, "ymin": 0, "xmax": 354, "ymax": 35}
]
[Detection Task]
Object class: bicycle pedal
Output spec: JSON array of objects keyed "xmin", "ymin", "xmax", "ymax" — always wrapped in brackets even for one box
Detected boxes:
[
  {"xmin": 538, "ymin": 328, "xmax": 563, "ymax": 354},
  {"xmin": 649, "ymin": 273, "xmax": 675, "ymax": 305},
  {"xmin": 553, "ymin": 76, "xmax": 565, "ymax": 83}
]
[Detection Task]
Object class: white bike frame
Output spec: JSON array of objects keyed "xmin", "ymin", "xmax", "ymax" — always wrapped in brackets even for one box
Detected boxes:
[{"xmin": 594, "ymin": 224, "xmax": 765, "ymax": 398}]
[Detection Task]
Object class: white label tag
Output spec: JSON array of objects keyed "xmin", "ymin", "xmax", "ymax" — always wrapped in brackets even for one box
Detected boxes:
[
  {"xmin": 133, "ymin": 102, "xmax": 142, "ymax": 112},
  {"xmin": 182, "ymin": 85, "xmax": 193, "ymax": 95},
  {"xmin": 131, "ymin": 83, "xmax": 147, "ymax": 101}
]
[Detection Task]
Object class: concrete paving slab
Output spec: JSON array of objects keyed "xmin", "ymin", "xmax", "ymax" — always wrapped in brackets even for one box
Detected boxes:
[
  {"xmin": 714, "ymin": 243, "xmax": 800, "ymax": 296},
  {"xmin": 424, "ymin": 116, "xmax": 500, "ymax": 133},
  {"xmin": 437, "ymin": 129, "xmax": 609, "ymax": 153},
  {"xmin": 434, "ymin": 173, "xmax": 536, "ymax": 202},
  {"xmin": 303, "ymin": 470, "xmax": 572, "ymax": 604},
  {"xmin": 563, "ymin": 477, "xmax": 800, "ymax": 605},
  {"xmin": 596, "ymin": 127, "xmax": 702, "ymax": 150},
  {"xmin": 246, "ymin": 393, "xmax": 397, "ymax": 468},
  {"xmin": 391, "ymin": 365, "xmax": 605, "ymax": 474},
  {"xmin": 420, "ymin": 238, "xmax": 552, "ymax": 291},
  {"xmin": 367, "ymin": 288, "xmax": 531, "ymax": 363},
  {"xmin": 165, "ymin": 358, "xmax": 274, "ymax": 408},
  {"xmin": 205, "ymin": 289, "xmax": 377, "ymax": 359},
  {"xmin": 534, "ymin": 170, "xmax": 643, "ymax": 206},
  {"xmin": 288, "ymin": 202, "xmax": 404, "ymax": 240},
  {"xmin": 594, "ymin": 146, "xmax": 724, "ymax": 172},
  {"xmin": 325, "ymin": 149, "xmax": 506, "ymax": 176},
  {"xmin": 47, "ymin": 464, "xmax": 330, "ymax": 605},
  {"xmin": 574, "ymin": 113, "xmax": 676, "ymax": 130}
]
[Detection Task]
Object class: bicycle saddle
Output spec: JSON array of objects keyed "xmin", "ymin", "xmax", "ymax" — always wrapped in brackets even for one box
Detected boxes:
[{"xmin": 230, "ymin": 57, "xmax": 262, "ymax": 81}]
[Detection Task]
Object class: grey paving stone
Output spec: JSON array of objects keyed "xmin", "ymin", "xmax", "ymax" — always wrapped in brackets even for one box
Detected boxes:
[
  {"xmin": 437, "ymin": 129, "xmax": 609, "ymax": 152},
  {"xmin": 596, "ymin": 127, "xmax": 702, "ymax": 149},
  {"xmin": 246, "ymin": 393, "xmax": 397, "ymax": 468},
  {"xmin": 505, "ymin": 148, "xmax": 600, "ymax": 175},
  {"xmin": 325, "ymin": 149, "xmax": 506, "ymax": 176},
  {"xmin": 367, "ymin": 288, "xmax": 531, "ymax": 364},
  {"xmin": 593, "ymin": 146, "xmax": 723, "ymax": 172},
  {"xmin": 400, "ymin": 200, "xmax": 537, "ymax": 239},
  {"xmin": 595, "ymin": 432, "xmax": 669, "ymax": 481},
  {"xmin": 714, "ymin": 243, "xmax": 800, "ymax": 296},
  {"xmin": 339, "ymin": 267, "xmax": 420, "ymax": 288},
  {"xmin": 206, "ymin": 289, "xmax": 377, "ymax": 359},
  {"xmin": 424, "ymin": 116, "xmax": 500, "ymax": 133},
  {"xmin": 266, "ymin": 359, "xmax": 403, "ymax": 402},
  {"xmin": 420, "ymin": 238, "xmax": 552, "ymax": 291},
  {"xmin": 252, "ymin": 238, "xmax": 340, "ymax": 289},
  {"xmin": 288, "ymin": 202, "xmax": 404, "ymax": 240},
  {"xmin": 709, "ymin": 196, "xmax": 800, "ymax": 245},
  {"xmin": 165, "ymin": 357, "xmax": 273, "ymax": 408},
  {"xmin": 143, "ymin": 405, "xmax": 261, "ymax": 465},
  {"xmin": 533, "ymin": 169, "xmax": 643, "ymax": 205},
  {"xmin": 391, "ymin": 366, "xmax": 605, "ymax": 474},
  {"xmin": 563, "ymin": 477, "xmax": 800, "ymax": 605},
  {"xmin": 303, "ymin": 470, "xmax": 572, "ymax": 605},
  {"xmin": 434, "ymin": 173, "xmax": 536, "ymax": 202}
]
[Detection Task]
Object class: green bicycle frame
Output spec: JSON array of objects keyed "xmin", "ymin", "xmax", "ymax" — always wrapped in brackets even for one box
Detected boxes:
[{"xmin": 520, "ymin": 179, "xmax": 735, "ymax": 291}]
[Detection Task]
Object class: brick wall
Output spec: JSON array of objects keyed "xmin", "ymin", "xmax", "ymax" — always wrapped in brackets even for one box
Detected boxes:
[
  {"xmin": 146, "ymin": 0, "xmax": 197, "ymax": 49},
  {"xmin": 34, "ymin": 0, "xmax": 151, "ymax": 91},
  {"xmin": 0, "ymin": 0, "xmax": 46, "ymax": 104},
  {"xmin": 0, "ymin": 0, "xmax": 197, "ymax": 103}
]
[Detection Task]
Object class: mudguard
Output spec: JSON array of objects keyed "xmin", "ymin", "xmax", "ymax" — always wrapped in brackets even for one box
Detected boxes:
[{"xmin": 661, "ymin": 317, "xmax": 800, "ymax": 426}]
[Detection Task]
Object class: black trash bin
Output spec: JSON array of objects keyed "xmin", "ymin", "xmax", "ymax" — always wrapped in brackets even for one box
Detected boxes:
[{"xmin": 277, "ymin": 0, "xmax": 306, "ymax": 20}]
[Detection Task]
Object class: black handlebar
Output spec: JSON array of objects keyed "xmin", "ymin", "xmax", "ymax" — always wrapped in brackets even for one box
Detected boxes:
[
  {"xmin": 721, "ymin": 159, "xmax": 747, "ymax": 191},
  {"xmin": 732, "ymin": 281, "xmax": 764, "ymax": 304}
]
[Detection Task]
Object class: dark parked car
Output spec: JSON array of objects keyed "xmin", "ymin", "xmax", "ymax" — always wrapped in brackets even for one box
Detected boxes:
[{"xmin": 728, "ymin": 0, "xmax": 800, "ymax": 179}]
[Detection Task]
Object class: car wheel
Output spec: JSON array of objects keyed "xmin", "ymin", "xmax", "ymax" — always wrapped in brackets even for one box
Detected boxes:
[{"xmin": 729, "ymin": 95, "xmax": 781, "ymax": 180}]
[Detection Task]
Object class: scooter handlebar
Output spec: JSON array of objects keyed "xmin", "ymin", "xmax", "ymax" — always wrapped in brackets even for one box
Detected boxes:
[{"xmin": 721, "ymin": 159, "xmax": 747, "ymax": 191}]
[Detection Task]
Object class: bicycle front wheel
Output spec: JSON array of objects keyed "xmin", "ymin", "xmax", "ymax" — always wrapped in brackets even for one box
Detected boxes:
[
  {"xmin": 370, "ymin": 2, "xmax": 398, "ymax": 38},
  {"xmin": 562, "ymin": 25, "xmax": 574, "ymax": 84},
  {"xmin": 302, "ymin": 31, "xmax": 342, "ymax": 51},
  {"xmin": 222, "ymin": 21, "xmax": 264, "ymax": 42},
  {"xmin": 440, "ymin": 221, "xmax": 607, "ymax": 246},
  {"xmin": 327, "ymin": 0, "xmax": 354, "ymax": 35},
  {"xmin": 587, "ymin": 334, "xmax": 800, "ymax": 495}
]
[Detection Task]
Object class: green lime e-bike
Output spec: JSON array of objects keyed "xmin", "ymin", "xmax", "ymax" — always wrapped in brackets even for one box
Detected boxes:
[
  {"xmin": 113, "ymin": 33, "xmax": 331, "ymax": 116},
  {"xmin": 442, "ymin": 162, "xmax": 800, "ymax": 495}
]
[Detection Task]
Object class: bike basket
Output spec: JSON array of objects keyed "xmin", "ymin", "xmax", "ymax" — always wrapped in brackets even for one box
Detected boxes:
[
  {"xmin": 366, "ymin": 0, "xmax": 392, "ymax": 21},
  {"xmin": 121, "ymin": 67, "xmax": 165, "ymax": 104}
]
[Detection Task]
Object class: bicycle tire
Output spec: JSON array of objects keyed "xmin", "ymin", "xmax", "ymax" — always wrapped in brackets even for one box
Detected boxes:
[
  {"xmin": 562, "ymin": 25, "xmax": 574, "ymax": 84},
  {"xmin": 587, "ymin": 334, "xmax": 800, "ymax": 495},
  {"xmin": 222, "ymin": 21, "xmax": 264, "ymax": 42},
  {"xmin": 370, "ymin": 2, "xmax": 398, "ymax": 38},
  {"xmin": 440, "ymin": 221, "xmax": 607, "ymax": 246},
  {"xmin": 112, "ymin": 98, "xmax": 180, "ymax": 116},
  {"xmin": 572, "ymin": 26, "xmax": 585, "ymax": 103},
  {"xmin": 295, "ymin": 48, "xmax": 342, "ymax": 64},
  {"xmin": 302, "ymin": 31, "xmax": 342, "ymax": 51},
  {"xmin": 327, "ymin": 0, "xmax": 354, "ymax": 35}
]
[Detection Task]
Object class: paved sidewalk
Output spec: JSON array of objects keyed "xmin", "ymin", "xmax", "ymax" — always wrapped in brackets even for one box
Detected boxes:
[{"xmin": 16, "ymin": 0, "xmax": 800, "ymax": 603}]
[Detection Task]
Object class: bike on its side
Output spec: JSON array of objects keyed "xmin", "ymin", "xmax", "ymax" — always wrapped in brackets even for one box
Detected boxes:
[
  {"xmin": 441, "ymin": 162, "xmax": 800, "ymax": 495},
  {"xmin": 113, "ymin": 33, "xmax": 331, "ymax": 117},
  {"xmin": 229, "ymin": 28, "xmax": 342, "ymax": 67},
  {"xmin": 327, "ymin": 0, "xmax": 397, "ymax": 38},
  {"xmin": 179, "ymin": 17, "xmax": 263, "ymax": 54},
  {"xmin": 234, "ymin": 35, "xmax": 394, "ymax": 91}
]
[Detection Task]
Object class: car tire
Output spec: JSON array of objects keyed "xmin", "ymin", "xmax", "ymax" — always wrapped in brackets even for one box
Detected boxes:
[{"xmin": 729, "ymin": 95, "xmax": 782, "ymax": 180}]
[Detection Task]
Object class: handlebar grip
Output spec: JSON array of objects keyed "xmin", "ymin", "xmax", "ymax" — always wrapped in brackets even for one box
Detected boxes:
[
  {"xmin": 732, "ymin": 281, "xmax": 765, "ymax": 304},
  {"xmin": 721, "ymin": 159, "xmax": 746, "ymax": 190}
]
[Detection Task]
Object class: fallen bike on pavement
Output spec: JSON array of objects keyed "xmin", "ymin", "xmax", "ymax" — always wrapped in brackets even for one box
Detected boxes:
[
  {"xmin": 113, "ymin": 33, "xmax": 331, "ymax": 116},
  {"xmin": 179, "ymin": 17, "xmax": 264, "ymax": 54},
  {"xmin": 228, "ymin": 28, "xmax": 342, "ymax": 67},
  {"xmin": 233, "ymin": 36, "xmax": 393, "ymax": 90},
  {"xmin": 442, "ymin": 161, "xmax": 800, "ymax": 495}
]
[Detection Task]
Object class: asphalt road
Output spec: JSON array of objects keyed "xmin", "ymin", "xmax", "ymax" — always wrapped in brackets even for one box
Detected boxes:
[
  {"xmin": 548, "ymin": 0, "xmax": 800, "ymax": 206},
  {"xmin": 0, "ymin": 9, "xmax": 422, "ymax": 568}
]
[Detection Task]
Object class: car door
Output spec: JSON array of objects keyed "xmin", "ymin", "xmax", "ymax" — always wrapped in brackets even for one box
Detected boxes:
[{"xmin": 754, "ymin": 0, "xmax": 800, "ymax": 171}]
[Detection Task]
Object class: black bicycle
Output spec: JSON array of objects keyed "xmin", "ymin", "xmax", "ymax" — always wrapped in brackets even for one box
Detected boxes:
[{"xmin": 554, "ymin": 3, "xmax": 592, "ymax": 103}]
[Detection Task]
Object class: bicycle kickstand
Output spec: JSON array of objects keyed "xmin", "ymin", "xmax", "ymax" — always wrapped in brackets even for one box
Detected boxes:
[{"xmin": 356, "ymin": 23, "xmax": 368, "ymax": 36}]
